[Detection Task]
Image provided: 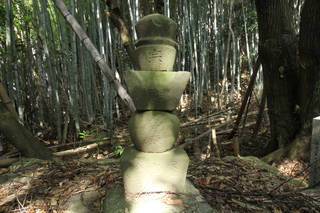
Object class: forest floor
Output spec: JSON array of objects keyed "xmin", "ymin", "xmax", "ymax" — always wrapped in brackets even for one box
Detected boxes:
[
  {"xmin": 0, "ymin": 149, "xmax": 319, "ymax": 213},
  {"xmin": 1, "ymin": 96, "xmax": 320, "ymax": 212}
]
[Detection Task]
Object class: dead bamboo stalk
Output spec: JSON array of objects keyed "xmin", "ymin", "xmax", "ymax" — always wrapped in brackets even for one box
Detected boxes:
[
  {"xmin": 228, "ymin": 57, "xmax": 261, "ymax": 139},
  {"xmin": 53, "ymin": 0, "xmax": 136, "ymax": 112},
  {"xmin": 211, "ymin": 129, "xmax": 221, "ymax": 159},
  {"xmin": 252, "ymin": 90, "xmax": 267, "ymax": 138}
]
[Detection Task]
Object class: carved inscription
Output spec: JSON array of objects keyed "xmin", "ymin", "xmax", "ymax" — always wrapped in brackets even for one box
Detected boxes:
[{"xmin": 147, "ymin": 47, "xmax": 163, "ymax": 65}]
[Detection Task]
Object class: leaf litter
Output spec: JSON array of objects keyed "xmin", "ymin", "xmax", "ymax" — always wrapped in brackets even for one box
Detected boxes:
[{"xmin": 0, "ymin": 154, "xmax": 319, "ymax": 212}]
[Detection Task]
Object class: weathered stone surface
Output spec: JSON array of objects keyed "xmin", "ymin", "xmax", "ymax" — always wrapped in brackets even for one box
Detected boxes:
[
  {"xmin": 135, "ymin": 14, "xmax": 177, "ymax": 43},
  {"xmin": 103, "ymin": 185, "xmax": 127, "ymax": 213},
  {"xmin": 135, "ymin": 44, "xmax": 177, "ymax": 71},
  {"xmin": 310, "ymin": 116, "xmax": 320, "ymax": 186},
  {"xmin": 120, "ymin": 147, "xmax": 189, "ymax": 196},
  {"xmin": 65, "ymin": 190, "xmax": 100, "ymax": 213},
  {"xmin": 135, "ymin": 36, "xmax": 178, "ymax": 48},
  {"xmin": 102, "ymin": 180, "xmax": 216, "ymax": 213},
  {"xmin": 124, "ymin": 70, "xmax": 190, "ymax": 111},
  {"xmin": 129, "ymin": 111, "xmax": 179, "ymax": 153}
]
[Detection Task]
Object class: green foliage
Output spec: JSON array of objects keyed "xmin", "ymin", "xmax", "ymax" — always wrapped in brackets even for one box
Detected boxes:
[
  {"xmin": 113, "ymin": 145, "xmax": 124, "ymax": 156},
  {"xmin": 246, "ymin": 10, "xmax": 258, "ymax": 32},
  {"xmin": 233, "ymin": 1, "xmax": 257, "ymax": 36},
  {"xmin": 0, "ymin": 1, "xmax": 6, "ymax": 62},
  {"xmin": 79, "ymin": 130, "xmax": 93, "ymax": 139},
  {"xmin": 0, "ymin": 2, "xmax": 5, "ymax": 35},
  {"xmin": 241, "ymin": 50, "xmax": 257, "ymax": 61}
]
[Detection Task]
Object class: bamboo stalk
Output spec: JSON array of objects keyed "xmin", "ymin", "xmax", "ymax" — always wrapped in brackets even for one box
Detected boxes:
[
  {"xmin": 53, "ymin": 0, "xmax": 136, "ymax": 112},
  {"xmin": 211, "ymin": 129, "xmax": 221, "ymax": 159}
]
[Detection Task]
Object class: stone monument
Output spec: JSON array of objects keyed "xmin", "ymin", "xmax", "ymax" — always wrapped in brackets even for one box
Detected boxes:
[
  {"xmin": 103, "ymin": 14, "xmax": 214, "ymax": 213},
  {"xmin": 122, "ymin": 14, "xmax": 190, "ymax": 212}
]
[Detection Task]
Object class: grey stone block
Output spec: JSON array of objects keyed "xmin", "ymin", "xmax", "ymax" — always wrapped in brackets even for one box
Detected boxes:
[
  {"xmin": 103, "ymin": 185, "xmax": 127, "ymax": 213},
  {"xmin": 65, "ymin": 191, "xmax": 100, "ymax": 213},
  {"xmin": 120, "ymin": 147, "xmax": 189, "ymax": 196},
  {"xmin": 129, "ymin": 111, "xmax": 179, "ymax": 153},
  {"xmin": 124, "ymin": 70, "xmax": 190, "ymax": 111}
]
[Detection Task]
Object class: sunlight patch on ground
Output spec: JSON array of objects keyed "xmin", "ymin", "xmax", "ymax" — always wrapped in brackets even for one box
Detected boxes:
[{"xmin": 276, "ymin": 159, "xmax": 309, "ymax": 183}]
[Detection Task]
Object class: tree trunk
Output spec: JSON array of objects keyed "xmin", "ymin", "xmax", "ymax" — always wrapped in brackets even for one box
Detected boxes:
[
  {"xmin": 0, "ymin": 102, "xmax": 52, "ymax": 159},
  {"xmin": 255, "ymin": 0, "xmax": 299, "ymax": 153},
  {"xmin": 299, "ymin": 0, "xmax": 320, "ymax": 131}
]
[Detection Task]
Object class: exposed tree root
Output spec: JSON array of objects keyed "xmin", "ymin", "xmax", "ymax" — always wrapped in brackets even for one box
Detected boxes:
[
  {"xmin": 262, "ymin": 135, "xmax": 310, "ymax": 164},
  {"xmin": 262, "ymin": 147, "xmax": 287, "ymax": 164},
  {"xmin": 0, "ymin": 158, "xmax": 18, "ymax": 168}
]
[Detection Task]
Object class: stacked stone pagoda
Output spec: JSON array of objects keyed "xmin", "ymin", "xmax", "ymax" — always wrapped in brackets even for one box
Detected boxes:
[{"xmin": 121, "ymin": 14, "xmax": 190, "ymax": 212}]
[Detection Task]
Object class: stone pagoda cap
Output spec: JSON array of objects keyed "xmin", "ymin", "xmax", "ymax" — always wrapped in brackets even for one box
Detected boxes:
[{"xmin": 135, "ymin": 14, "xmax": 177, "ymax": 45}]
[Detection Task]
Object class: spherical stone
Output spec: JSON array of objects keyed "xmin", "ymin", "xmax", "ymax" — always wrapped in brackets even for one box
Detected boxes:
[
  {"xmin": 124, "ymin": 70, "xmax": 191, "ymax": 111},
  {"xmin": 129, "ymin": 111, "xmax": 180, "ymax": 153},
  {"xmin": 120, "ymin": 147, "xmax": 189, "ymax": 196},
  {"xmin": 135, "ymin": 44, "xmax": 177, "ymax": 71}
]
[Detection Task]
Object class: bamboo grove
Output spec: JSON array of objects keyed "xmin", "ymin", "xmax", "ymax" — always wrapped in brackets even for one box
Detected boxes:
[{"xmin": 0, "ymin": 0, "xmax": 302, "ymax": 142}]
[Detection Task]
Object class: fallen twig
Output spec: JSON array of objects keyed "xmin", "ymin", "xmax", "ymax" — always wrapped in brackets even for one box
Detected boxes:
[
  {"xmin": 180, "ymin": 108, "xmax": 234, "ymax": 128},
  {"xmin": 49, "ymin": 137, "xmax": 109, "ymax": 149},
  {"xmin": 180, "ymin": 121, "xmax": 256, "ymax": 149},
  {"xmin": 54, "ymin": 141, "xmax": 108, "ymax": 157}
]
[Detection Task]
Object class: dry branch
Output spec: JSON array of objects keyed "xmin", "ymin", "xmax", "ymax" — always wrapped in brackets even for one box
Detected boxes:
[
  {"xmin": 180, "ymin": 121, "xmax": 231, "ymax": 149},
  {"xmin": 180, "ymin": 108, "xmax": 235, "ymax": 128},
  {"xmin": 228, "ymin": 57, "xmax": 261, "ymax": 139},
  {"xmin": 180, "ymin": 121, "xmax": 256, "ymax": 149},
  {"xmin": 53, "ymin": 141, "xmax": 108, "ymax": 157},
  {"xmin": 49, "ymin": 137, "xmax": 109, "ymax": 150}
]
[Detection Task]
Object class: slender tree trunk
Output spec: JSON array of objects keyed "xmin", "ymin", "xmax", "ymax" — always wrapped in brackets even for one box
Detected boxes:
[
  {"xmin": 241, "ymin": 0, "xmax": 253, "ymax": 74},
  {"xmin": 255, "ymin": 0, "xmax": 299, "ymax": 153}
]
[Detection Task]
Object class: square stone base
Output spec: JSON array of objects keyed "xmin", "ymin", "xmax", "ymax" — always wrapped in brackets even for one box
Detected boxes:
[
  {"xmin": 120, "ymin": 147, "xmax": 189, "ymax": 196},
  {"xmin": 102, "ymin": 180, "xmax": 216, "ymax": 213}
]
